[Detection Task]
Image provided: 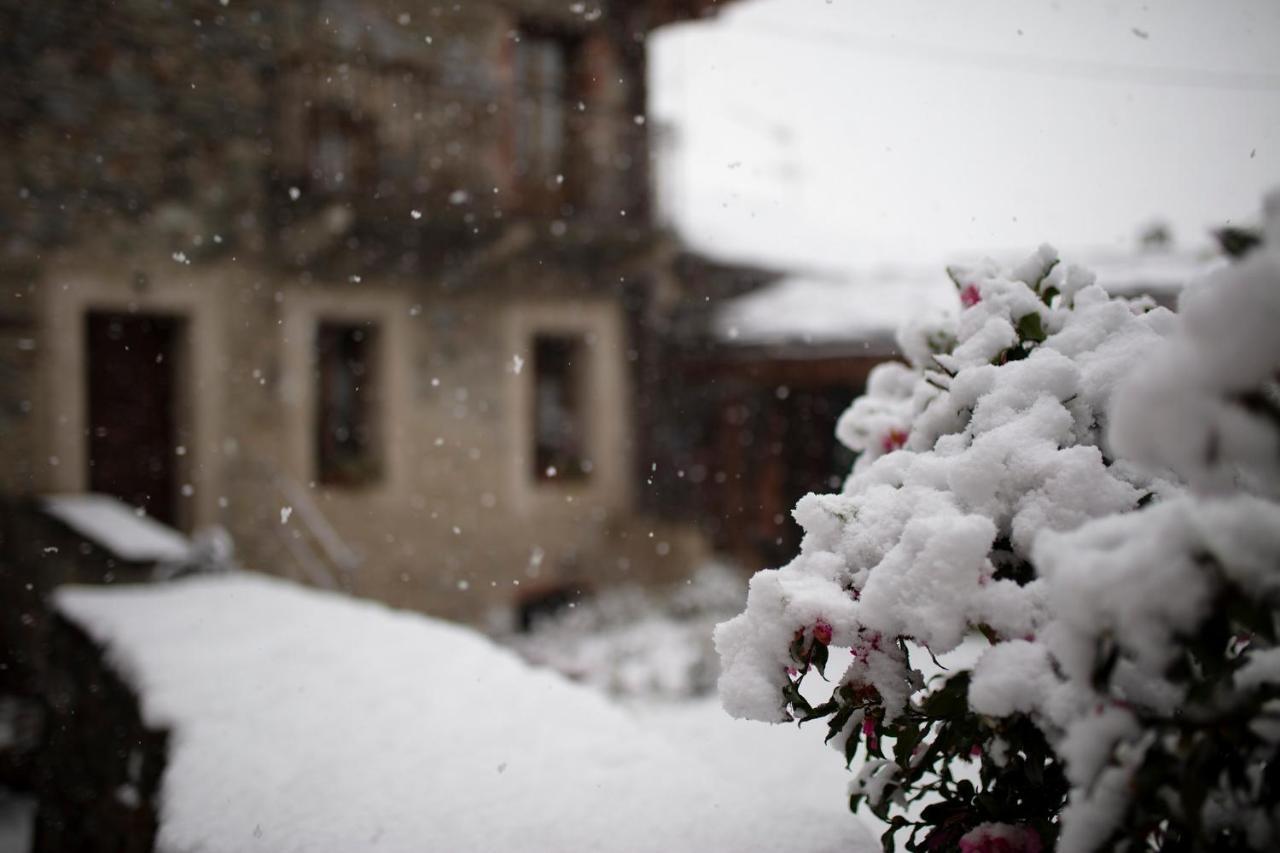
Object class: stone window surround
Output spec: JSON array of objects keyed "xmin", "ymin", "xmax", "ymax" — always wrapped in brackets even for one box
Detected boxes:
[
  {"xmin": 39, "ymin": 264, "xmax": 226, "ymax": 533},
  {"xmin": 280, "ymin": 288, "xmax": 411, "ymax": 501},
  {"xmin": 503, "ymin": 298, "xmax": 631, "ymax": 517}
]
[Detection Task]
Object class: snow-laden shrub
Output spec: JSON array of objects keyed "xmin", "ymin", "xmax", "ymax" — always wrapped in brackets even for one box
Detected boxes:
[
  {"xmin": 716, "ymin": 190, "xmax": 1280, "ymax": 851},
  {"xmin": 511, "ymin": 563, "xmax": 746, "ymax": 699}
]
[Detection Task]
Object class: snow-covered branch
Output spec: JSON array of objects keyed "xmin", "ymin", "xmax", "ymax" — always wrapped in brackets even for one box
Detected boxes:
[{"xmin": 717, "ymin": 190, "xmax": 1280, "ymax": 851}]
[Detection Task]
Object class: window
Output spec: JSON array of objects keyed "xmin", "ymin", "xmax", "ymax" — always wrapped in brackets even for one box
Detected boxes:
[
  {"xmin": 513, "ymin": 31, "xmax": 573, "ymax": 189},
  {"xmin": 307, "ymin": 106, "xmax": 375, "ymax": 193},
  {"xmin": 315, "ymin": 321, "xmax": 381, "ymax": 486},
  {"xmin": 533, "ymin": 334, "xmax": 589, "ymax": 481}
]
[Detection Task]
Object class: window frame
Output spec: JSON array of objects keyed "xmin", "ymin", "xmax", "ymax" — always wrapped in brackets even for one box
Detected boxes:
[
  {"xmin": 503, "ymin": 299, "xmax": 632, "ymax": 516},
  {"xmin": 40, "ymin": 258, "xmax": 227, "ymax": 533},
  {"xmin": 281, "ymin": 290, "xmax": 409, "ymax": 500}
]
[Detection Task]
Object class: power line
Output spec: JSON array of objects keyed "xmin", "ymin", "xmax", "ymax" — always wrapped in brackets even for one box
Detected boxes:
[{"xmin": 728, "ymin": 23, "xmax": 1280, "ymax": 94}]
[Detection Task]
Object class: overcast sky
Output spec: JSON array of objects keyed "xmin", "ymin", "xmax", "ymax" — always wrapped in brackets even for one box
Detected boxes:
[{"xmin": 649, "ymin": 0, "xmax": 1280, "ymax": 274}]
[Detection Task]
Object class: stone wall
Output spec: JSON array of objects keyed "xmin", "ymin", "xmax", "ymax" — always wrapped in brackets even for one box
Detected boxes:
[{"xmin": 0, "ymin": 0, "xmax": 722, "ymax": 628}]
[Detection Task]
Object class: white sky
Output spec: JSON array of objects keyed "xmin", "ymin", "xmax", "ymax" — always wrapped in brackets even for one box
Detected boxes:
[{"xmin": 649, "ymin": 0, "xmax": 1280, "ymax": 273}]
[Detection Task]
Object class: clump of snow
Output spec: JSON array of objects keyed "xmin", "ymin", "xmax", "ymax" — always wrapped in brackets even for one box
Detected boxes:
[
  {"xmin": 1109, "ymin": 214, "xmax": 1280, "ymax": 495},
  {"xmin": 42, "ymin": 494, "xmax": 193, "ymax": 564},
  {"xmin": 716, "ymin": 191, "xmax": 1280, "ymax": 849},
  {"xmin": 56, "ymin": 573, "xmax": 868, "ymax": 853},
  {"xmin": 717, "ymin": 243, "xmax": 1172, "ymax": 724},
  {"xmin": 1033, "ymin": 497, "xmax": 1280, "ymax": 690},
  {"xmin": 1008, "ymin": 195, "xmax": 1280, "ymax": 849},
  {"xmin": 967, "ymin": 640, "xmax": 1054, "ymax": 718}
]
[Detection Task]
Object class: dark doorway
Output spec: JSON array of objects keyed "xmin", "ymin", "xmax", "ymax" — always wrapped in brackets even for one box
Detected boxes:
[
  {"xmin": 86, "ymin": 312, "xmax": 182, "ymax": 525},
  {"xmin": 708, "ymin": 385, "xmax": 857, "ymax": 570}
]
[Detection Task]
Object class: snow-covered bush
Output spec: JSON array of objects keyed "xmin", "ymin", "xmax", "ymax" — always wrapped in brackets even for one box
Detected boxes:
[
  {"xmin": 511, "ymin": 563, "xmax": 746, "ymax": 699},
  {"xmin": 716, "ymin": 191, "xmax": 1280, "ymax": 851}
]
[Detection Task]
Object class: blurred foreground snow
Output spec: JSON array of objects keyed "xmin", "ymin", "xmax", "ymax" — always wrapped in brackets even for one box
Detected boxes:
[{"xmin": 57, "ymin": 573, "xmax": 874, "ymax": 853}]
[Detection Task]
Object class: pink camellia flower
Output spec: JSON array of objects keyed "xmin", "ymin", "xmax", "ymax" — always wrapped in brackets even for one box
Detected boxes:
[
  {"xmin": 812, "ymin": 619, "xmax": 833, "ymax": 646},
  {"xmin": 880, "ymin": 428, "xmax": 909, "ymax": 454},
  {"xmin": 958, "ymin": 823, "xmax": 1043, "ymax": 853},
  {"xmin": 960, "ymin": 283, "xmax": 982, "ymax": 307},
  {"xmin": 851, "ymin": 631, "xmax": 883, "ymax": 663}
]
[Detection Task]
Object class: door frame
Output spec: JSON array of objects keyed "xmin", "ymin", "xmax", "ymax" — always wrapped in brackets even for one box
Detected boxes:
[{"xmin": 40, "ymin": 264, "xmax": 226, "ymax": 532}]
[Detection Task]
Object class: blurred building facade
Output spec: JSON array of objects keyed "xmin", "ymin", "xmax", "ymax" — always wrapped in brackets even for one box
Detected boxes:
[{"xmin": 0, "ymin": 0, "xmax": 738, "ymax": 625}]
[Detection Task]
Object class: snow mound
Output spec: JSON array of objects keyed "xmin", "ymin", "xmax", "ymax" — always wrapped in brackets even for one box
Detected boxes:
[
  {"xmin": 56, "ymin": 573, "xmax": 868, "ymax": 853},
  {"xmin": 43, "ymin": 494, "xmax": 193, "ymax": 564}
]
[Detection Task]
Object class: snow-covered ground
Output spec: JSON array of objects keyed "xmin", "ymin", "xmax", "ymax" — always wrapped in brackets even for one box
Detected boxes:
[
  {"xmin": 57, "ymin": 573, "xmax": 875, "ymax": 853},
  {"xmin": 507, "ymin": 563, "xmax": 746, "ymax": 700}
]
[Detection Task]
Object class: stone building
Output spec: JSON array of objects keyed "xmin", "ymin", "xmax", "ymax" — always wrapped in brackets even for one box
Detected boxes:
[{"xmin": 0, "ymin": 0, "xmax": 736, "ymax": 625}]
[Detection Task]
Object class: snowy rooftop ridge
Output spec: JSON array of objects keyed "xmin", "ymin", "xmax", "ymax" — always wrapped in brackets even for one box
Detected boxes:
[
  {"xmin": 55, "ymin": 573, "xmax": 866, "ymax": 853},
  {"xmin": 714, "ymin": 248, "xmax": 1221, "ymax": 347}
]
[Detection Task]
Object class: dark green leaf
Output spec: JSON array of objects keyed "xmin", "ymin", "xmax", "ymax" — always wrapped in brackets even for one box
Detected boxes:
[
  {"xmin": 1015, "ymin": 312, "xmax": 1047, "ymax": 344},
  {"xmin": 812, "ymin": 641, "xmax": 830, "ymax": 679}
]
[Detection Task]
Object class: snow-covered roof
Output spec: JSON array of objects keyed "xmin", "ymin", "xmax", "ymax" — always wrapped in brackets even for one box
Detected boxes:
[
  {"xmin": 55, "ymin": 574, "xmax": 865, "ymax": 853},
  {"xmin": 42, "ymin": 494, "xmax": 192, "ymax": 564},
  {"xmin": 713, "ymin": 270, "xmax": 955, "ymax": 347},
  {"xmin": 713, "ymin": 250, "xmax": 1220, "ymax": 347},
  {"xmin": 1086, "ymin": 249, "xmax": 1224, "ymax": 297}
]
